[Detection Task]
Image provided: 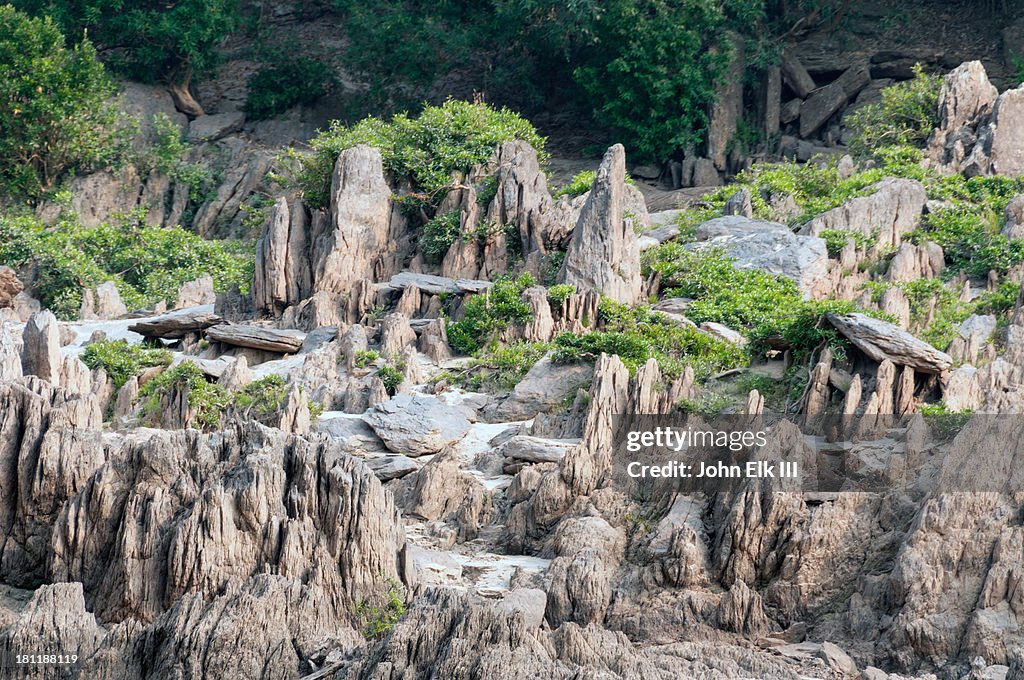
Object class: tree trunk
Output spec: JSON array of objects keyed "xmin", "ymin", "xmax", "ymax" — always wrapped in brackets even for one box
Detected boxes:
[{"xmin": 167, "ymin": 70, "xmax": 204, "ymax": 118}]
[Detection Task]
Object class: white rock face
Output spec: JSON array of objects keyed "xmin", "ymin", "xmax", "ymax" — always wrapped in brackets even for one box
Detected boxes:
[{"xmin": 558, "ymin": 144, "xmax": 643, "ymax": 305}]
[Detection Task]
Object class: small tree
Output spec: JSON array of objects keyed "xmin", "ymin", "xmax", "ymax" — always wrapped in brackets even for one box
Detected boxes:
[{"xmin": 0, "ymin": 5, "xmax": 122, "ymax": 197}]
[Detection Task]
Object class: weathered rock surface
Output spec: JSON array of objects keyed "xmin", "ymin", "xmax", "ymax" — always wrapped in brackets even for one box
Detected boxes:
[
  {"xmin": 79, "ymin": 281, "xmax": 128, "ymax": 320},
  {"xmin": 694, "ymin": 216, "xmax": 829, "ymax": 296},
  {"xmin": 206, "ymin": 324, "xmax": 304, "ymax": 353},
  {"xmin": 803, "ymin": 179, "xmax": 927, "ymax": 249},
  {"xmin": 488, "ymin": 356, "xmax": 593, "ymax": 422},
  {"xmin": 364, "ymin": 394, "xmax": 471, "ymax": 456},
  {"xmin": 20, "ymin": 311, "xmax": 62, "ymax": 384},
  {"xmin": 0, "ymin": 267, "xmax": 23, "ymax": 308},
  {"xmin": 558, "ymin": 144, "xmax": 643, "ymax": 305},
  {"xmin": 129, "ymin": 309, "xmax": 223, "ymax": 338},
  {"xmin": 827, "ymin": 312, "xmax": 952, "ymax": 374}
]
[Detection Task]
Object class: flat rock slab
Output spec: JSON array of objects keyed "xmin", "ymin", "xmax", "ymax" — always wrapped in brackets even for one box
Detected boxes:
[
  {"xmin": 187, "ymin": 112, "xmax": 245, "ymax": 142},
  {"xmin": 364, "ymin": 455, "xmax": 418, "ymax": 482},
  {"xmin": 497, "ymin": 435, "xmax": 579, "ymax": 464},
  {"xmin": 129, "ymin": 310, "xmax": 222, "ymax": 339},
  {"xmin": 379, "ymin": 272, "xmax": 492, "ymax": 296},
  {"xmin": 206, "ymin": 324, "xmax": 304, "ymax": 353},
  {"xmin": 363, "ymin": 394, "xmax": 471, "ymax": 456},
  {"xmin": 826, "ymin": 313, "xmax": 952, "ymax": 374}
]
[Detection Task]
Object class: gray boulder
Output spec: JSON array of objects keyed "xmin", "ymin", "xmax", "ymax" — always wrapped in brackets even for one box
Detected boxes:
[
  {"xmin": 21, "ymin": 310, "xmax": 62, "ymax": 383},
  {"xmin": 187, "ymin": 112, "xmax": 245, "ymax": 143},
  {"xmin": 364, "ymin": 394, "xmax": 471, "ymax": 456},
  {"xmin": 693, "ymin": 216, "xmax": 829, "ymax": 297},
  {"xmin": 826, "ymin": 312, "xmax": 953, "ymax": 374},
  {"xmin": 489, "ymin": 356, "xmax": 593, "ymax": 421},
  {"xmin": 803, "ymin": 178, "xmax": 926, "ymax": 249}
]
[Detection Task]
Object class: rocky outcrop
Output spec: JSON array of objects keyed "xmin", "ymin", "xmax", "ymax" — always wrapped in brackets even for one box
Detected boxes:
[
  {"xmin": 886, "ymin": 241, "xmax": 944, "ymax": 282},
  {"xmin": 558, "ymin": 145, "xmax": 643, "ymax": 305},
  {"xmin": 0, "ymin": 267, "xmax": 23, "ymax": 308},
  {"xmin": 175, "ymin": 274, "xmax": 216, "ymax": 309},
  {"xmin": 826, "ymin": 313, "xmax": 952, "ymax": 374},
  {"xmin": 803, "ymin": 179, "xmax": 927, "ymax": 249},
  {"xmin": 20, "ymin": 311, "xmax": 62, "ymax": 384},
  {"xmin": 79, "ymin": 281, "xmax": 128, "ymax": 320},
  {"xmin": 129, "ymin": 308, "xmax": 222, "ymax": 339},
  {"xmin": 206, "ymin": 324, "xmax": 304, "ymax": 353}
]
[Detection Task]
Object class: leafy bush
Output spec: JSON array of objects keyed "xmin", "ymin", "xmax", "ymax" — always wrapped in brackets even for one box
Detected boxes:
[
  {"xmin": 140, "ymin": 362, "xmax": 231, "ymax": 430},
  {"xmin": 819, "ymin": 228, "xmax": 876, "ymax": 257},
  {"xmin": 554, "ymin": 171, "xmax": 596, "ymax": 199},
  {"xmin": 353, "ymin": 350, "xmax": 380, "ymax": 368},
  {"xmin": 919, "ymin": 402, "xmax": 972, "ymax": 439},
  {"xmin": 547, "ymin": 283, "xmax": 576, "ymax": 308},
  {"xmin": 19, "ymin": 0, "xmax": 237, "ymax": 89},
  {"xmin": 81, "ymin": 339, "xmax": 172, "ymax": 388},
  {"xmin": 0, "ymin": 6, "xmax": 126, "ymax": 197},
  {"xmin": 644, "ymin": 245, "xmax": 872, "ymax": 360},
  {"xmin": 447, "ymin": 273, "xmax": 536, "ymax": 354},
  {"xmin": 846, "ymin": 65, "xmax": 942, "ymax": 156},
  {"xmin": 912, "ymin": 205, "xmax": 1024, "ymax": 278},
  {"xmin": 0, "ymin": 212, "xmax": 254, "ymax": 319},
  {"xmin": 355, "ymin": 578, "xmax": 407, "ymax": 640},
  {"xmin": 294, "ymin": 100, "xmax": 547, "ymax": 209},
  {"xmin": 445, "ymin": 341, "xmax": 550, "ymax": 392},
  {"xmin": 552, "ymin": 299, "xmax": 746, "ymax": 380},
  {"xmin": 233, "ymin": 375, "xmax": 289, "ymax": 421},
  {"xmin": 421, "ymin": 210, "xmax": 462, "ymax": 264},
  {"xmin": 376, "ymin": 365, "xmax": 405, "ymax": 395},
  {"xmin": 245, "ymin": 54, "xmax": 337, "ymax": 120}
]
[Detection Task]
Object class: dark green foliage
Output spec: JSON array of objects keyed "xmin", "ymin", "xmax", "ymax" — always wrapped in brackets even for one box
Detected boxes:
[
  {"xmin": 846, "ymin": 65, "xmax": 942, "ymax": 156},
  {"xmin": 376, "ymin": 365, "xmax": 405, "ymax": 395},
  {"xmin": 447, "ymin": 273, "xmax": 537, "ymax": 355},
  {"xmin": 0, "ymin": 6, "xmax": 125, "ymax": 197},
  {"xmin": 294, "ymin": 100, "xmax": 547, "ymax": 210},
  {"xmin": 546, "ymin": 283, "xmax": 576, "ymax": 308},
  {"xmin": 353, "ymin": 350, "xmax": 380, "ymax": 368},
  {"xmin": 139, "ymin": 362, "xmax": 231, "ymax": 430},
  {"xmin": 421, "ymin": 211, "xmax": 462, "ymax": 264},
  {"xmin": 245, "ymin": 54, "xmax": 337, "ymax": 120},
  {"xmin": 919, "ymin": 402, "xmax": 973, "ymax": 439},
  {"xmin": 16, "ymin": 0, "xmax": 238, "ymax": 85},
  {"xmin": 0, "ymin": 212, "xmax": 254, "ymax": 319},
  {"xmin": 80, "ymin": 339, "xmax": 171, "ymax": 388},
  {"xmin": 331, "ymin": 0, "xmax": 766, "ymax": 161}
]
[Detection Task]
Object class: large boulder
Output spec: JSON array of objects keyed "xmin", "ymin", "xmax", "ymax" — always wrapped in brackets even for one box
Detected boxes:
[
  {"xmin": 488, "ymin": 356, "xmax": 594, "ymax": 421},
  {"xmin": 364, "ymin": 394, "xmax": 472, "ymax": 456},
  {"xmin": 80, "ymin": 281, "xmax": 128, "ymax": 320},
  {"xmin": 20, "ymin": 311, "xmax": 62, "ymax": 383},
  {"xmin": 557, "ymin": 144, "xmax": 643, "ymax": 305},
  {"xmin": 694, "ymin": 216, "xmax": 829, "ymax": 297},
  {"xmin": 826, "ymin": 312, "xmax": 952, "ymax": 374}
]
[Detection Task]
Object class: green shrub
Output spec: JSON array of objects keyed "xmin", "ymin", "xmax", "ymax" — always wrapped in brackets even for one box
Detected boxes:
[
  {"xmin": 245, "ymin": 54, "xmax": 337, "ymax": 120},
  {"xmin": 19, "ymin": 0, "xmax": 237, "ymax": 90},
  {"xmin": 0, "ymin": 212, "xmax": 254, "ymax": 319},
  {"xmin": 81, "ymin": 339, "xmax": 172, "ymax": 389},
  {"xmin": 353, "ymin": 349, "xmax": 380, "ymax": 368},
  {"xmin": 355, "ymin": 578, "xmax": 406, "ymax": 640},
  {"xmin": 447, "ymin": 273, "xmax": 537, "ymax": 354},
  {"xmin": 846, "ymin": 65, "xmax": 942, "ymax": 156},
  {"xmin": 819, "ymin": 228, "xmax": 876, "ymax": 257},
  {"xmin": 0, "ymin": 6, "xmax": 126, "ymax": 197},
  {"xmin": 446, "ymin": 341, "xmax": 550, "ymax": 392},
  {"xmin": 552, "ymin": 299, "xmax": 746, "ymax": 380},
  {"xmin": 919, "ymin": 401, "xmax": 972, "ymax": 439},
  {"xmin": 911, "ymin": 204, "xmax": 1024, "ymax": 278},
  {"xmin": 554, "ymin": 171, "xmax": 596, "ymax": 199},
  {"xmin": 233, "ymin": 375, "xmax": 289, "ymax": 421},
  {"xmin": 376, "ymin": 365, "xmax": 405, "ymax": 395},
  {"xmin": 547, "ymin": 283, "xmax": 576, "ymax": 308},
  {"xmin": 140, "ymin": 362, "xmax": 231, "ymax": 430},
  {"xmin": 294, "ymin": 100, "xmax": 547, "ymax": 209},
  {"xmin": 678, "ymin": 393, "xmax": 732, "ymax": 416},
  {"xmin": 421, "ymin": 210, "xmax": 462, "ymax": 264}
]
